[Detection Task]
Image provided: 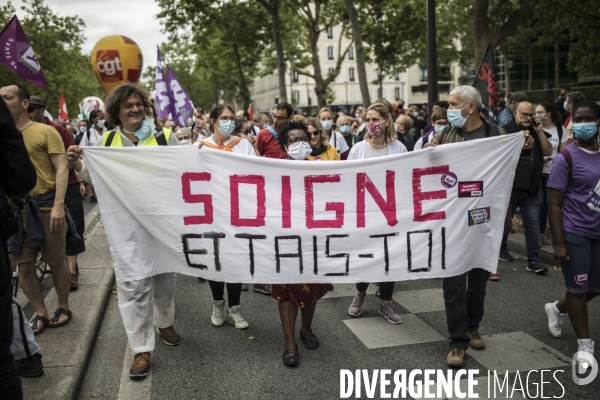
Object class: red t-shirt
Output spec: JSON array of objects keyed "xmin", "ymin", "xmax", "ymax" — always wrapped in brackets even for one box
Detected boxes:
[
  {"xmin": 46, "ymin": 118, "xmax": 78, "ymax": 185},
  {"xmin": 257, "ymin": 127, "xmax": 287, "ymax": 159}
]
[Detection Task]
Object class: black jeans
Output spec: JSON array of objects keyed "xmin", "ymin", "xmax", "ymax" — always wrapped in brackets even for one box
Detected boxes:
[
  {"xmin": 208, "ymin": 281, "xmax": 242, "ymax": 307},
  {"xmin": 356, "ymin": 282, "xmax": 395, "ymax": 301},
  {"xmin": 443, "ymin": 268, "xmax": 490, "ymax": 350}
]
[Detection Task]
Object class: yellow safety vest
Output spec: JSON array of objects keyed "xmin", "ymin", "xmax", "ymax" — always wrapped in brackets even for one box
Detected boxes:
[{"xmin": 102, "ymin": 128, "xmax": 173, "ymax": 147}]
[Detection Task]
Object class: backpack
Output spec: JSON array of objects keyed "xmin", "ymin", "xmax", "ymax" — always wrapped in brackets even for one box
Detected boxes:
[
  {"xmin": 440, "ymin": 121, "xmax": 500, "ymax": 144},
  {"xmin": 560, "ymin": 148, "xmax": 573, "ymax": 183}
]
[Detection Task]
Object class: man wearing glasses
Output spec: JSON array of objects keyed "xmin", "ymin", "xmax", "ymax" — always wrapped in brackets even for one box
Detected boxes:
[
  {"xmin": 256, "ymin": 102, "xmax": 293, "ymax": 159},
  {"xmin": 499, "ymin": 101, "xmax": 553, "ymax": 273}
]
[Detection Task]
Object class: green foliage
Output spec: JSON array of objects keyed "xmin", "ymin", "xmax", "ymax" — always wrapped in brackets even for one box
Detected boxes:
[
  {"xmin": 521, "ymin": 85, "xmax": 600, "ymax": 104},
  {"xmin": 156, "ymin": 0, "xmax": 270, "ymax": 109},
  {"xmin": 0, "ymin": 0, "xmax": 104, "ymax": 118}
]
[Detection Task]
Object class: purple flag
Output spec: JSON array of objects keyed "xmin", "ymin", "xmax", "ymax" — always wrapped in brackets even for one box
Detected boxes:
[
  {"xmin": 0, "ymin": 16, "xmax": 47, "ymax": 88},
  {"xmin": 166, "ymin": 66, "xmax": 193, "ymax": 126},
  {"xmin": 154, "ymin": 46, "xmax": 172, "ymax": 120}
]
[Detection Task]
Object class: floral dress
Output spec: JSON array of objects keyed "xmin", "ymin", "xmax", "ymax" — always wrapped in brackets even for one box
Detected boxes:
[{"xmin": 271, "ymin": 284, "xmax": 328, "ymax": 308}]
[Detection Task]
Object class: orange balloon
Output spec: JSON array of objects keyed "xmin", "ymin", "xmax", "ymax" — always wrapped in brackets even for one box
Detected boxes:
[{"xmin": 91, "ymin": 35, "xmax": 143, "ymax": 94}]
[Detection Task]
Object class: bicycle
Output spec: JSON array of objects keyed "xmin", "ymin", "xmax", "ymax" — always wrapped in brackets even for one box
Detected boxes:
[{"xmin": 12, "ymin": 252, "xmax": 52, "ymax": 298}]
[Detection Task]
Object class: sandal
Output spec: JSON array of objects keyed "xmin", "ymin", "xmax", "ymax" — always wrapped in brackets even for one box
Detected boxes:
[
  {"xmin": 30, "ymin": 315, "xmax": 49, "ymax": 336},
  {"xmin": 300, "ymin": 330, "xmax": 320, "ymax": 349},
  {"xmin": 48, "ymin": 307, "xmax": 72, "ymax": 328},
  {"xmin": 282, "ymin": 345, "xmax": 299, "ymax": 367}
]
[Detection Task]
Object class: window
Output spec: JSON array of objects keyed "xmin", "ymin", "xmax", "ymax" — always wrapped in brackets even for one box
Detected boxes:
[
  {"xmin": 327, "ymin": 27, "xmax": 333, "ymax": 39},
  {"xmin": 348, "ymin": 46, "xmax": 355, "ymax": 60},
  {"xmin": 440, "ymin": 66, "xmax": 451, "ymax": 81},
  {"xmin": 293, "ymin": 90, "xmax": 300, "ymax": 103},
  {"xmin": 349, "ymin": 67, "xmax": 355, "ymax": 82},
  {"xmin": 292, "ymin": 70, "xmax": 299, "ymax": 83},
  {"xmin": 420, "ymin": 68, "xmax": 428, "ymax": 81},
  {"xmin": 327, "ymin": 46, "xmax": 334, "ymax": 60},
  {"xmin": 394, "ymin": 87, "xmax": 400, "ymax": 100},
  {"xmin": 394, "ymin": 72, "xmax": 400, "ymax": 81}
]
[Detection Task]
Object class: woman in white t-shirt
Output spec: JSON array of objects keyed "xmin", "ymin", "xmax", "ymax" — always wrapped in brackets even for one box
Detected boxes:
[
  {"xmin": 318, "ymin": 107, "xmax": 349, "ymax": 156},
  {"xmin": 347, "ymin": 101, "xmax": 406, "ymax": 324},
  {"xmin": 536, "ymin": 101, "xmax": 568, "ymax": 244}
]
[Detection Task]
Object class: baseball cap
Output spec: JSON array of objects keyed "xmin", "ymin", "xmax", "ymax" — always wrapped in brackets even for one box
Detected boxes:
[{"xmin": 510, "ymin": 92, "xmax": 528, "ymax": 103}]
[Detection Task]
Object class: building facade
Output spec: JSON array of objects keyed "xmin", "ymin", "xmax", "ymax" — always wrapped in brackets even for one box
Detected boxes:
[{"xmin": 250, "ymin": 25, "xmax": 462, "ymax": 115}]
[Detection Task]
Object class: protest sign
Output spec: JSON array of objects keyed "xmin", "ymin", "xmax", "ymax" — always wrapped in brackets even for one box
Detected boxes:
[{"xmin": 83, "ymin": 134, "xmax": 524, "ymax": 283}]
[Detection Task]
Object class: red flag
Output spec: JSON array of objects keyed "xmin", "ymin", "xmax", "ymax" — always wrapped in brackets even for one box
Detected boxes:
[
  {"xmin": 247, "ymin": 103, "xmax": 253, "ymax": 121},
  {"xmin": 58, "ymin": 91, "xmax": 69, "ymax": 121}
]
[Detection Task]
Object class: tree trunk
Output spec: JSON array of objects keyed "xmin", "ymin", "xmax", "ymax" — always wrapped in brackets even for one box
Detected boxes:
[
  {"xmin": 344, "ymin": 0, "xmax": 370, "ymax": 106},
  {"xmin": 505, "ymin": 56, "xmax": 511, "ymax": 94},
  {"xmin": 232, "ymin": 44, "xmax": 251, "ymax": 108},
  {"xmin": 307, "ymin": 20, "xmax": 327, "ymax": 109},
  {"xmin": 554, "ymin": 35, "xmax": 560, "ymax": 88}
]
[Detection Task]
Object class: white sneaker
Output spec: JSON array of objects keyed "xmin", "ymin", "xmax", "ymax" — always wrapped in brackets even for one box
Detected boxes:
[
  {"xmin": 544, "ymin": 301, "xmax": 564, "ymax": 338},
  {"xmin": 227, "ymin": 305, "xmax": 249, "ymax": 329},
  {"xmin": 211, "ymin": 300, "xmax": 225, "ymax": 327},
  {"xmin": 576, "ymin": 339, "xmax": 595, "ymax": 373}
]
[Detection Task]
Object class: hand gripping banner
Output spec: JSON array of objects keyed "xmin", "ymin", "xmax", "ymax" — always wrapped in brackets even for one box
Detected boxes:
[{"xmin": 83, "ymin": 134, "xmax": 524, "ymax": 283}]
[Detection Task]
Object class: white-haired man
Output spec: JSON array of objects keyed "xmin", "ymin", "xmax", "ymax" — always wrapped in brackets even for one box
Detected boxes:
[{"xmin": 425, "ymin": 85, "xmax": 535, "ymax": 368}]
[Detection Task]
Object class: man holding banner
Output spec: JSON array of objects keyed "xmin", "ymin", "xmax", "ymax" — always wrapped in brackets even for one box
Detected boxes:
[
  {"xmin": 426, "ymin": 85, "xmax": 534, "ymax": 368},
  {"xmin": 67, "ymin": 84, "xmax": 180, "ymax": 379}
]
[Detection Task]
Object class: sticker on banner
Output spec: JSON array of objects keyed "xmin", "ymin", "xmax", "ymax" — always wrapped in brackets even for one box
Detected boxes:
[
  {"xmin": 458, "ymin": 181, "xmax": 484, "ymax": 198},
  {"xmin": 575, "ymin": 272, "xmax": 588, "ymax": 286},
  {"xmin": 441, "ymin": 172, "xmax": 458, "ymax": 188},
  {"xmin": 468, "ymin": 207, "xmax": 490, "ymax": 226}
]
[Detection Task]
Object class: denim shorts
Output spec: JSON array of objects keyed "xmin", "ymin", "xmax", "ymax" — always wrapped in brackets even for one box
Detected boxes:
[{"xmin": 560, "ymin": 231, "xmax": 600, "ymax": 294}]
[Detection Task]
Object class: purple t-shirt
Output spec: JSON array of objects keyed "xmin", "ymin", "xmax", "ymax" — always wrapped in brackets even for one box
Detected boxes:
[{"xmin": 547, "ymin": 142, "xmax": 600, "ymax": 240}]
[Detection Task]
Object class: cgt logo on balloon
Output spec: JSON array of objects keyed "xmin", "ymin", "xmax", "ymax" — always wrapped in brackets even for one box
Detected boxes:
[{"xmin": 96, "ymin": 50, "xmax": 122, "ymax": 82}]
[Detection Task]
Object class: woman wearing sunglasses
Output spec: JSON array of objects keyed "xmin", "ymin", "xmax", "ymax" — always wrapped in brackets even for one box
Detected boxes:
[{"xmin": 305, "ymin": 117, "xmax": 339, "ymax": 161}]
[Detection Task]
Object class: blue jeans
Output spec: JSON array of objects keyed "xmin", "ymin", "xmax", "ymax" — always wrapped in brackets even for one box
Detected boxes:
[
  {"xmin": 539, "ymin": 174, "xmax": 550, "ymax": 235},
  {"xmin": 510, "ymin": 189, "xmax": 542, "ymax": 263},
  {"xmin": 10, "ymin": 297, "xmax": 41, "ymax": 360}
]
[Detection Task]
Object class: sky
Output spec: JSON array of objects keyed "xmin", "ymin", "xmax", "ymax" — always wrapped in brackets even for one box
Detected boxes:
[{"xmin": 12, "ymin": 0, "xmax": 169, "ymax": 70}]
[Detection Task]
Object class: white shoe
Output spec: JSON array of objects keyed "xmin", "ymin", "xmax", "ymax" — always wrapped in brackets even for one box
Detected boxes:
[
  {"xmin": 227, "ymin": 305, "xmax": 249, "ymax": 329},
  {"xmin": 211, "ymin": 300, "xmax": 225, "ymax": 327},
  {"xmin": 576, "ymin": 339, "xmax": 595, "ymax": 373},
  {"xmin": 544, "ymin": 301, "xmax": 564, "ymax": 338}
]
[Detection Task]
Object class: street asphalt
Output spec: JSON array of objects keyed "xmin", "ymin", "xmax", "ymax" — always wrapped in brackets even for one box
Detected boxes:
[{"xmin": 77, "ymin": 232, "xmax": 600, "ymax": 400}]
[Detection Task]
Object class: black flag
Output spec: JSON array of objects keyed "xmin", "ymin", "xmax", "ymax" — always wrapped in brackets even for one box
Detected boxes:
[{"xmin": 472, "ymin": 43, "xmax": 498, "ymax": 123}]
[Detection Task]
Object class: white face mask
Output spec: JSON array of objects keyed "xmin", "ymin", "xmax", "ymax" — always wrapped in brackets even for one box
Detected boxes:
[
  {"xmin": 179, "ymin": 139, "xmax": 192, "ymax": 145},
  {"xmin": 285, "ymin": 141, "xmax": 312, "ymax": 160},
  {"xmin": 79, "ymin": 126, "xmax": 86, "ymax": 133},
  {"xmin": 96, "ymin": 119, "xmax": 105, "ymax": 129}
]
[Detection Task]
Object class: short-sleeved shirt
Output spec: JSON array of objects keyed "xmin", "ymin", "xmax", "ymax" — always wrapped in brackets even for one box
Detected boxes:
[
  {"xmin": 543, "ymin": 126, "xmax": 568, "ymax": 174},
  {"xmin": 257, "ymin": 127, "xmax": 287, "ymax": 159},
  {"xmin": 547, "ymin": 143, "xmax": 600, "ymax": 240},
  {"xmin": 83, "ymin": 126, "xmax": 106, "ymax": 147},
  {"xmin": 46, "ymin": 118, "xmax": 78, "ymax": 185},
  {"xmin": 202, "ymin": 135, "xmax": 257, "ymax": 156},
  {"xmin": 21, "ymin": 122, "xmax": 65, "ymax": 201}
]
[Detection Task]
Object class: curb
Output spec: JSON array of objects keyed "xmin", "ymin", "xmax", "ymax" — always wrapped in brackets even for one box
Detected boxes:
[
  {"xmin": 506, "ymin": 234, "xmax": 556, "ymax": 267},
  {"xmin": 20, "ymin": 217, "xmax": 115, "ymax": 400}
]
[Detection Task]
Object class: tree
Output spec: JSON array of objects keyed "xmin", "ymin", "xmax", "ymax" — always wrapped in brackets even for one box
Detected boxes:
[
  {"xmin": 0, "ymin": 0, "xmax": 104, "ymax": 118},
  {"xmin": 471, "ymin": 0, "xmax": 537, "ymax": 66},
  {"xmin": 290, "ymin": 0, "xmax": 353, "ymax": 109},
  {"xmin": 257, "ymin": 0, "xmax": 288, "ymax": 102},
  {"xmin": 156, "ymin": 0, "xmax": 270, "ymax": 109},
  {"xmin": 343, "ymin": 0, "xmax": 370, "ymax": 106}
]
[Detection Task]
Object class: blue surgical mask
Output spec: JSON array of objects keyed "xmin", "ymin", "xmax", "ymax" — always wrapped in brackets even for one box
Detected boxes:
[
  {"xmin": 573, "ymin": 122, "xmax": 599, "ymax": 141},
  {"xmin": 447, "ymin": 103, "xmax": 471, "ymax": 128},
  {"xmin": 563, "ymin": 101, "xmax": 568, "ymax": 110},
  {"xmin": 218, "ymin": 120, "xmax": 235, "ymax": 136},
  {"xmin": 339, "ymin": 125, "xmax": 351, "ymax": 134},
  {"xmin": 434, "ymin": 125, "xmax": 445, "ymax": 133},
  {"xmin": 321, "ymin": 120, "xmax": 332, "ymax": 131},
  {"xmin": 134, "ymin": 118, "xmax": 154, "ymax": 140}
]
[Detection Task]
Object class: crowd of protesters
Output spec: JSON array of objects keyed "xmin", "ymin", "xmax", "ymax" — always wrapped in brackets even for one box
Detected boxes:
[{"xmin": 0, "ymin": 81, "xmax": 597, "ymax": 397}]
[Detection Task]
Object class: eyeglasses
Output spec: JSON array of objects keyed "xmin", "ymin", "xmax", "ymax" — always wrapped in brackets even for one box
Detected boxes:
[
  {"xmin": 289, "ymin": 137, "xmax": 308, "ymax": 144},
  {"xmin": 516, "ymin": 110, "xmax": 533, "ymax": 118},
  {"xmin": 274, "ymin": 115, "xmax": 289, "ymax": 121},
  {"xmin": 219, "ymin": 116, "xmax": 235, "ymax": 122},
  {"xmin": 310, "ymin": 130, "xmax": 321, "ymax": 136},
  {"xmin": 434, "ymin": 122, "xmax": 449, "ymax": 127}
]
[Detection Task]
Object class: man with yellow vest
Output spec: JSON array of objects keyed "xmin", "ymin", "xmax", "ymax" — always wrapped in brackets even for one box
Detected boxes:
[{"xmin": 67, "ymin": 84, "xmax": 179, "ymax": 379}]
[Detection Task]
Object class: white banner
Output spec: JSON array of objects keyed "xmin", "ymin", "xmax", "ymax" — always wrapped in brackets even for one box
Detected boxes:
[{"xmin": 83, "ymin": 134, "xmax": 524, "ymax": 283}]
